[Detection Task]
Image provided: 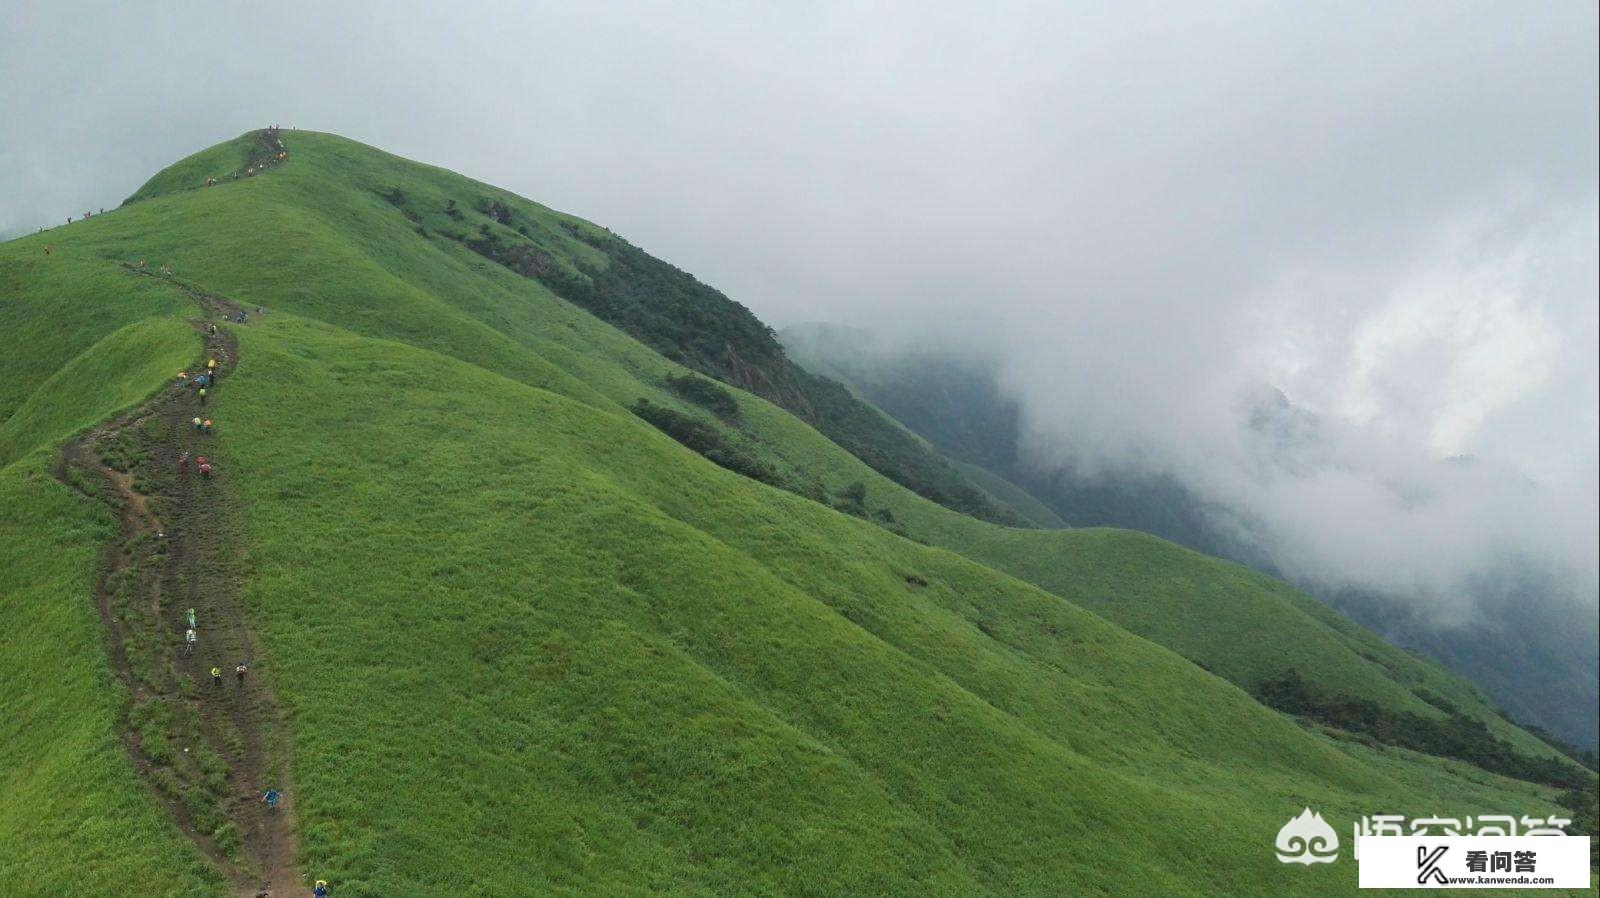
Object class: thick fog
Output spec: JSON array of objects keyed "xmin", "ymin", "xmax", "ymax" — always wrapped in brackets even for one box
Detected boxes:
[{"xmin": 4, "ymin": 3, "xmax": 1595, "ymax": 622}]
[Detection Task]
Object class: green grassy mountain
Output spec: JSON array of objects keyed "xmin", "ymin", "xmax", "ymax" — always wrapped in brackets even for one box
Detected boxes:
[{"xmin": 1, "ymin": 130, "xmax": 1590, "ymax": 896}]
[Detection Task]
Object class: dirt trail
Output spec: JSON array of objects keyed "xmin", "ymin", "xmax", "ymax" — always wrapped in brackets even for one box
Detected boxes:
[{"xmin": 56, "ymin": 279, "xmax": 298, "ymax": 897}]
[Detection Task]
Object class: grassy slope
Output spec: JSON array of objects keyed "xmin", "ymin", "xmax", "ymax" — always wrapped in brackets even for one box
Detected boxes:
[
  {"xmin": 0, "ymin": 131, "xmax": 1581, "ymax": 895},
  {"xmin": 193, "ymin": 311, "xmax": 1571, "ymax": 896},
  {"xmin": 0, "ymin": 262, "xmax": 219, "ymax": 895}
]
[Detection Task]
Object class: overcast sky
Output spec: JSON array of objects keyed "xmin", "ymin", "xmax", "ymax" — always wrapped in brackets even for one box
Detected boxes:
[{"xmin": 5, "ymin": 2, "xmax": 1596, "ymax": 610}]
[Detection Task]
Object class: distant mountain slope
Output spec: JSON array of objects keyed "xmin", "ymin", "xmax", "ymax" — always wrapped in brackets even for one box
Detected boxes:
[
  {"xmin": 1, "ymin": 130, "xmax": 1588, "ymax": 895},
  {"xmin": 949, "ymin": 459, "xmax": 1068, "ymax": 529},
  {"xmin": 782, "ymin": 322, "xmax": 1599, "ymax": 755}
]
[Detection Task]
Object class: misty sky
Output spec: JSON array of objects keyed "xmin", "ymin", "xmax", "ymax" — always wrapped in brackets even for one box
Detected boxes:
[{"xmin": 5, "ymin": 2, "xmax": 1596, "ymax": 613}]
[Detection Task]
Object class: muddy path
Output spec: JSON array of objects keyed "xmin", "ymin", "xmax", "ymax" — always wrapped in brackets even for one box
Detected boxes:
[{"xmin": 55, "ymin": 280, "xmax": 298, "ymax": 897}]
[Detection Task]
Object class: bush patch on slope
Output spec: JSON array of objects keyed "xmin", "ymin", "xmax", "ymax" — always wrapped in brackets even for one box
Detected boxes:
[
  {"xmin": 1257, "ymin": 669, "xmax": 1593, "ymax": 790},
  {"xmin": 631, "ymin": 399, "xmax": 784, "ymax": 487},
  {"xmin": 663, "ymin": 373, "xmax": 743, "ymax": 424}
]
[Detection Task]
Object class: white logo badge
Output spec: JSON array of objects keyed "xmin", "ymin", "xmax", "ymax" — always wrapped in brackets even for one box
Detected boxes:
[{"xmin": 1277, "ymin": 807, "xmax": 1340, "ymax": 864}]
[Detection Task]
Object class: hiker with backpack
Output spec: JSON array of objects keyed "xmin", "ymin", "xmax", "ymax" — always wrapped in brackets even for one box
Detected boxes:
[
  {"xmin": 262, "ymin": 789, "xmax": 281, "ymax": 812},
  {"xmin": 186, "ymin": 607, "xmax": 197, "ymax": 629},
  {"xmin": 184, "ymin": 629, "xmax": 197, "ymax": 655},
  {"xmin": 235, "ymin": 663, "xmax": 248, "ymax": 686},
  {"xmin": 211, "ymin": 667, "xmax": 223, "ymax": 687}
]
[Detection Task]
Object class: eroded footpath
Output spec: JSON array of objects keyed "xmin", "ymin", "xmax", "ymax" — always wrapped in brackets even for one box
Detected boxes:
[{"xmin": 55, "ymin": 281, "xmax": 298, "ymax": 897}]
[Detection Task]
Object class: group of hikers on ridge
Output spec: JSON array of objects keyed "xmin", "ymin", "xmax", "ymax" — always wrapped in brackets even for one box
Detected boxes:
[
  {"xmin": 176, "ymin": 355, "xmax": 223, "ymax": 477},
  {"xmin": 203, "ymin": 124, "xmax": 289, "ymax": 186},
  {"xmin": 40, "ymin": 129, "xmax": 289, "ymax": 235},
  {"xmin": 170, "ymin": 309, "xmax": 329, "ymax": 898}
]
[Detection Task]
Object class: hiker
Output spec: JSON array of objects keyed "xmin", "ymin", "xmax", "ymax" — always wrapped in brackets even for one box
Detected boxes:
[
  {"xmin": 193, "ymin": 416, "xmax": 203, "ymax": 432},
  {"xmin": 262, "ymin": 789, "xmax": 281, "ymax": 812},
  {"xmin": 178, "ymin": 451, "xmax": 190, "ymax": 472},
  {"xmin": 211, "ymin": 666, "xmax": 223, "ymax": 687},
  {"xmin": 195, "ymin": 373, "xmax": 210, "ymax": 388},
  {"xmin": 198, "ymin": 388, "xmax": 207, "ymax": 405},
  {"xmin": 186, "ymin": 607, "xmax": 197, "ymax": 629},
  {"xmin": 203, "ymin": 419, "xmax": 213, "ymax": 435},
  {"xmin": 136, "ymin": 258, "xmax": 147, "ymax": 270},
  {"xmin": 198, "ymin": 461, "xmax": 213, "ymax": 478},
  {"xmin": 184, "ymin": 629, "xmax": 197, "ymax": 655},
  {"xmin": 314, "ymin": 880, "xmax": 328, "ymax": 898},
  {"xmin": 207, "ymin": 357, "xmax": 217, "ymax": 373},
  {"xmin": 177, "ymin": 371, "xmax": 189, "ymax": 383},
  {"xmin": 235, "ymin": 663, "xmax": 248, "ymax": 686}
]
